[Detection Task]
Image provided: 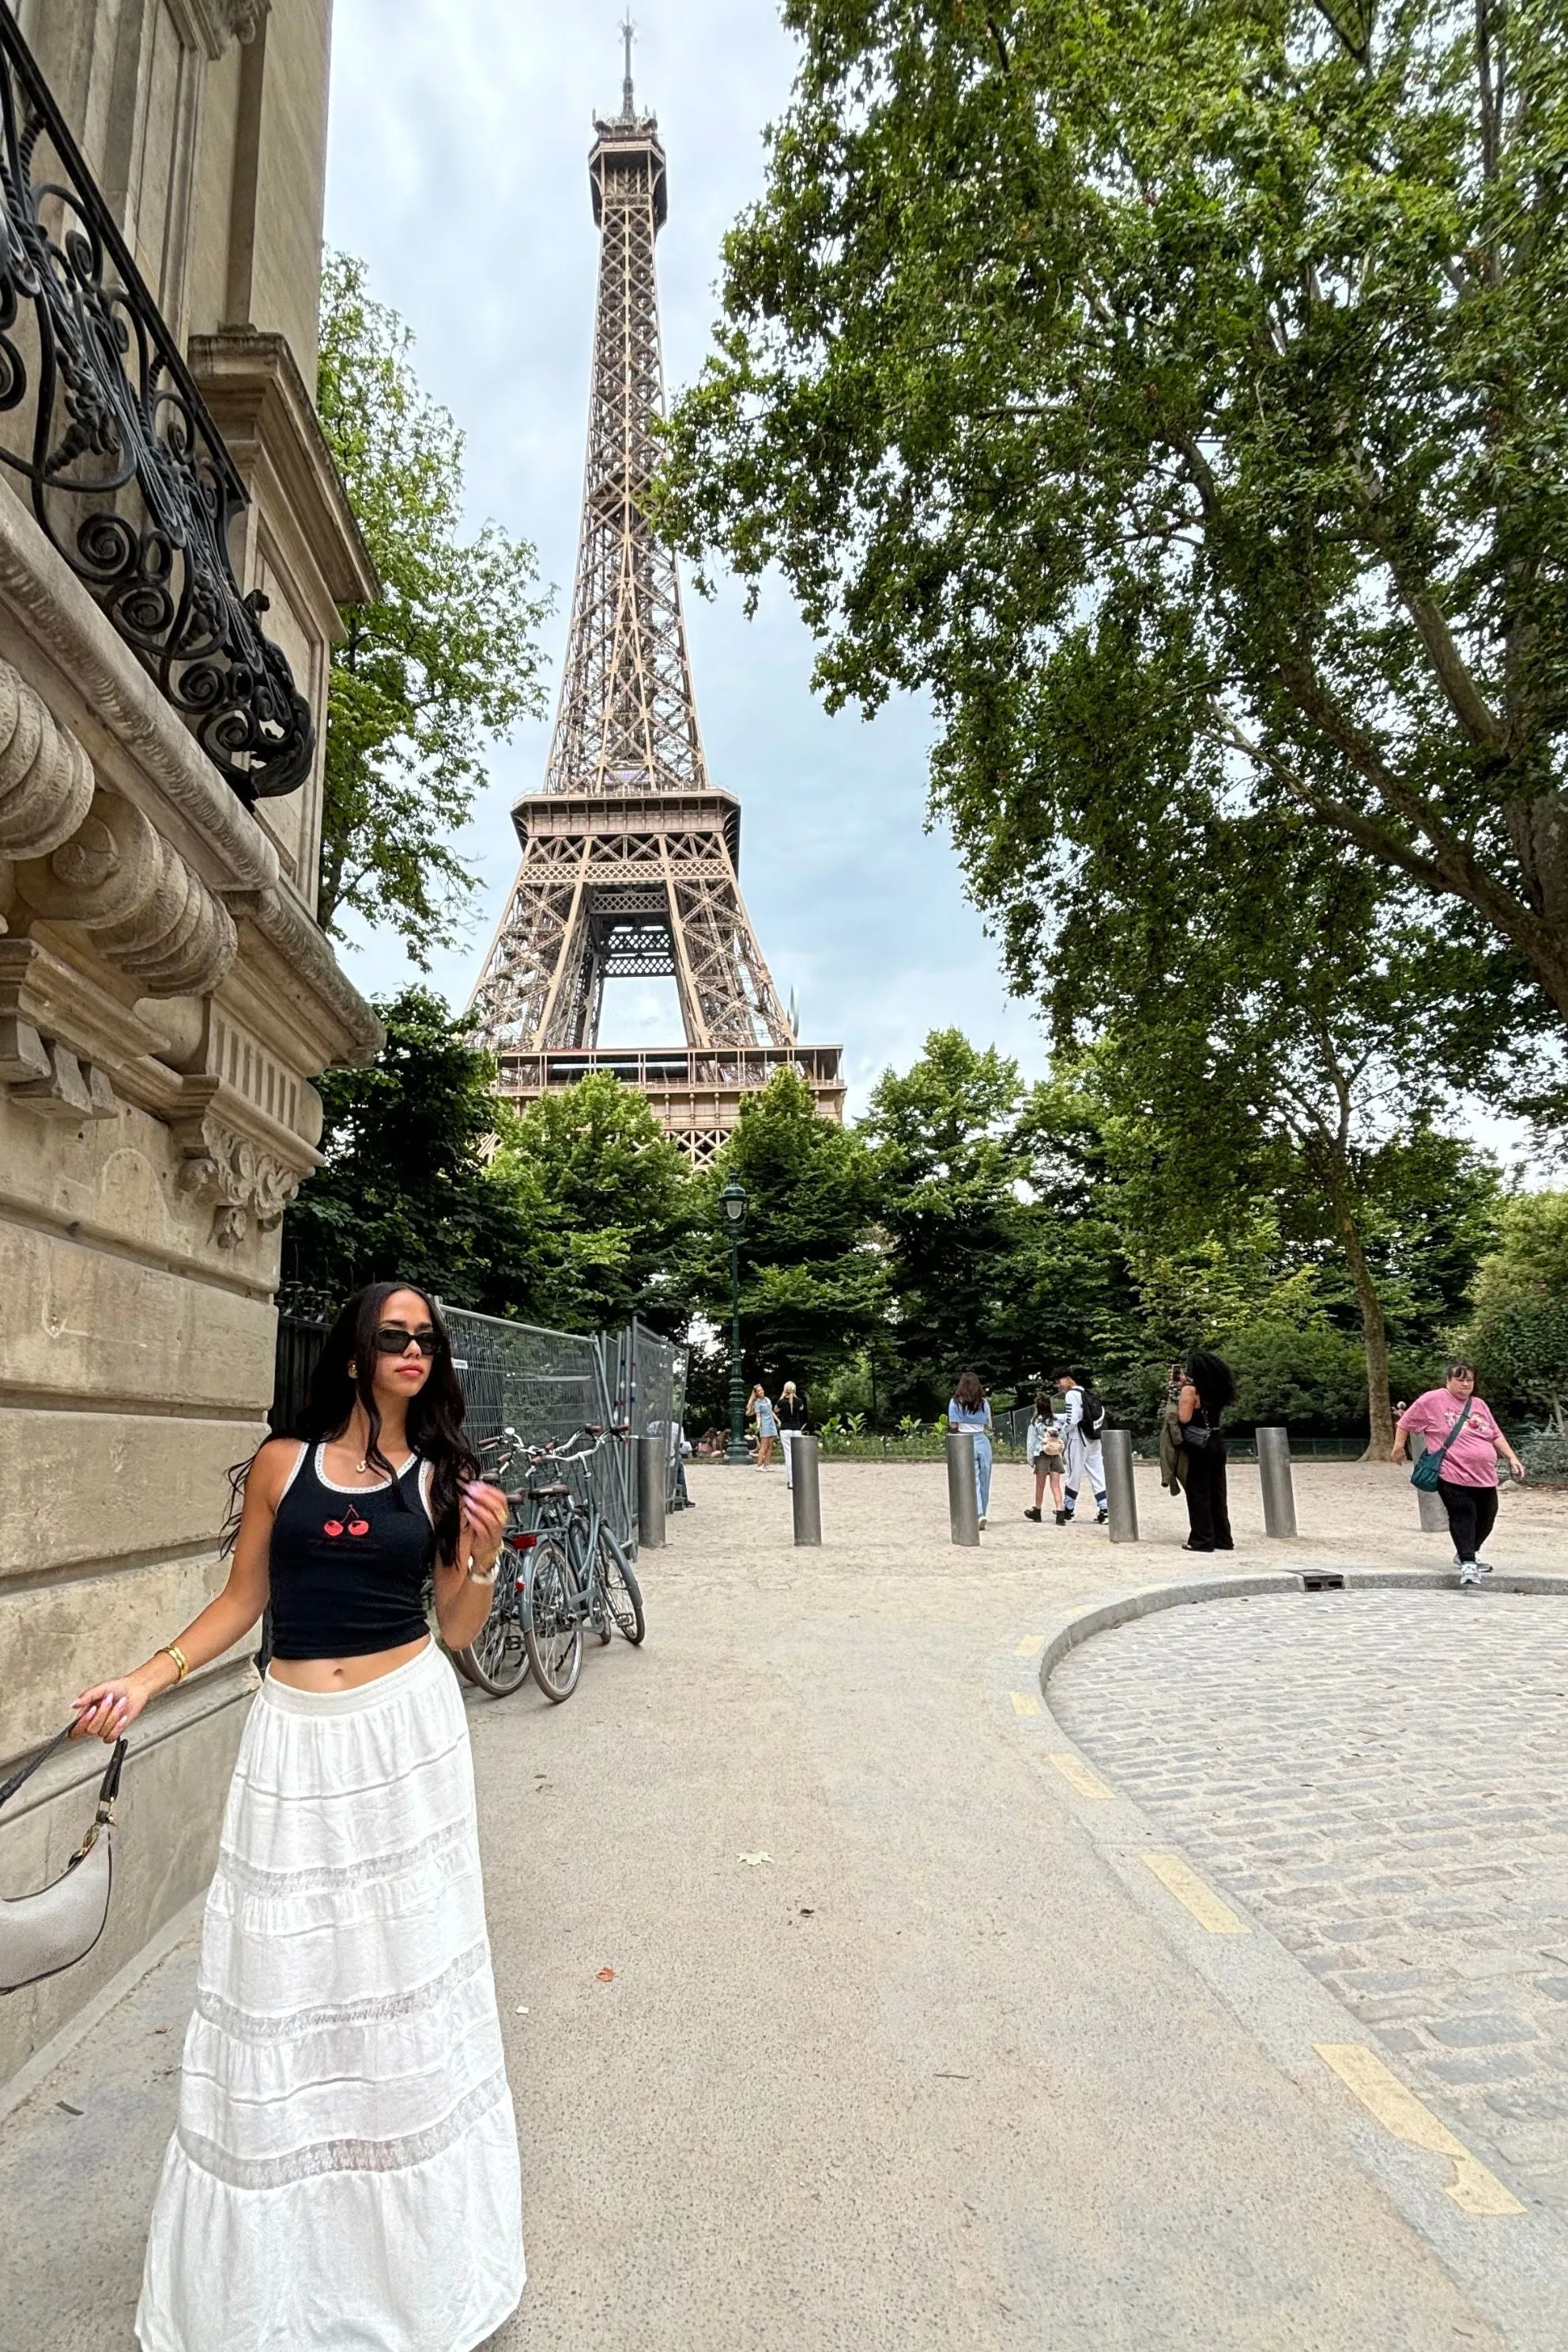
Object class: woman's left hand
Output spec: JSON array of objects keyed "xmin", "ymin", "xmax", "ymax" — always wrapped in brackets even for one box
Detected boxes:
[{"xmin": 458, "ymin": 1479, "xmax": 509, "ymax": 1572}]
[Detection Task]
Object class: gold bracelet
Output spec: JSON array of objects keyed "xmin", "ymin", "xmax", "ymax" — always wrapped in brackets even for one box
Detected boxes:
[{"xmin": 160, "ymin": 1643, "xmax": 189, "ymax": 1683}]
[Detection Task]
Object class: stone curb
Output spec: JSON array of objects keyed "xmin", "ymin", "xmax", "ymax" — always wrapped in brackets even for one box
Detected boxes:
[
  {"xmin": 1001, "ymin": 1563, "xmax": 1568, "ymax": 2351},
  {"xmin": 1037, "ymin": 1560, "xmax": 1568, "ymax": 1689}
]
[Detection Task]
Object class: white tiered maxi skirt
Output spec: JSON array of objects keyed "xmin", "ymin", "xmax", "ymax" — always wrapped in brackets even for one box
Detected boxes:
[{"xmin": 135, "ymin": 1640, "xmax": 525, "ymax": 2352}]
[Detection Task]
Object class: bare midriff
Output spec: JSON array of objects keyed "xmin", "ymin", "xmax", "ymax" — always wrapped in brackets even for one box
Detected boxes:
[{"xmin": 269, "ymin": 1634, "xmax": 431, "ymax": 1692}]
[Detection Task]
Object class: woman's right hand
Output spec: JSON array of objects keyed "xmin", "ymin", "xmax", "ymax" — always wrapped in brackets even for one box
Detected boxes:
[{"xmin": 70, "ymin": 1664, "xmax": 160, "ymax": 1743}]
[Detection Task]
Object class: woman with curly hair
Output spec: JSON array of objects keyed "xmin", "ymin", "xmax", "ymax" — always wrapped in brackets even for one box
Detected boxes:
[{"xmin": 72, "ymin": 1283, "xmax": 525, "ymax": 2352}]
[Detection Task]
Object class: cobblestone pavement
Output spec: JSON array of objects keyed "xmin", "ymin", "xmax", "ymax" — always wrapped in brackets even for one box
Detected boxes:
[{"xmin": 1051, "ymin": 1589, "xmax": 1568, "ymax": 2214}]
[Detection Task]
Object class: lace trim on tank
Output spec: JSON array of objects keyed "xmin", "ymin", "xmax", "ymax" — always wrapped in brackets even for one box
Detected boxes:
[
  {"xmin": 217, "ymin": 1814, "xmax": 471, "ymax": 1899},
  {"xmin": 195, "ymin": 1940, "xmax": 490, "ymax": 2043},
  {"xmin": 178, "ymin": 2065, "xmax": 509, "ymax": 2190}
]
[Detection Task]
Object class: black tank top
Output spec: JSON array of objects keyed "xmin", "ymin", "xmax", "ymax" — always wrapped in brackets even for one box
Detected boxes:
[{"xmin": 267, "ymin": 1443, "xmax": 435, "ymax": 1661}]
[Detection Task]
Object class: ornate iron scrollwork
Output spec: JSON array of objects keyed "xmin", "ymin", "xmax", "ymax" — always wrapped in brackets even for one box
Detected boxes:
[{"xmin": 0, "ymin": 13, "xmax": 314, "ymax": 804}]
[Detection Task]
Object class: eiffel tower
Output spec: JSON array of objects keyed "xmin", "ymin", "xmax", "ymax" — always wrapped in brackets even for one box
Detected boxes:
[{"xmin": 469, "ymin": 27, "xmax": 844, "ymax": 1167}]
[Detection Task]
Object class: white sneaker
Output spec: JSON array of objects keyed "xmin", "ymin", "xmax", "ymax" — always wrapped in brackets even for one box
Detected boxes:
[
  {"xmin": 1458, "ymin": 1560, "xmax": 1480, "ymax": 1587},
  {"xmin": 1475, "ymin": 1558, "xmax": 1494, "ymax": 1576}
]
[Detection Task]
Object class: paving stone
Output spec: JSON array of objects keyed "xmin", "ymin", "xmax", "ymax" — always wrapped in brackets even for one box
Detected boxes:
[
  {"xmin": 1427, "ymin": 2014, "xmax": 1537, "ymax": 2047},
  {"xmin": 1050, "ymin": 1588, "xmax": 1568, "ymax": 2224}
]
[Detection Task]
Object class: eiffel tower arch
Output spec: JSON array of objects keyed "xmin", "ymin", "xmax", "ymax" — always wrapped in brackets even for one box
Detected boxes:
[{"xmin": 469, "ymin": 31, "xmax": 844, "ymax": 1167}]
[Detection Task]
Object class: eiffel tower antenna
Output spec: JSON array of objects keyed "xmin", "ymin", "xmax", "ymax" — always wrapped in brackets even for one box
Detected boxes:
[
  {"xmin": 620, "ymin": 13, "xmax": 636, "ymax": 119},
  {"xmin": 469, "ymin": 54, "xmax": 844, "ymax": 1165}
]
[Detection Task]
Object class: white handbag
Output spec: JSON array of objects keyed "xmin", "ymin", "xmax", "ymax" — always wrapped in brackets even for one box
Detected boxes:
[{"xmin": 0, "ymin": 1725, "xmax": 126, "ymax": 1993}]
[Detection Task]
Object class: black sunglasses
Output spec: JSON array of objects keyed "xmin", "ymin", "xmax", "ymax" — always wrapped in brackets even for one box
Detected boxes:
[{"xmin": 372, "ymin": 1325, "xmax": 440, "ymax": 1358}]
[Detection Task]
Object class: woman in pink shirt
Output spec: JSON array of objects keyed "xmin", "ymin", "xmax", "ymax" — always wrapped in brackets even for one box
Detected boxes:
[{"xmin": 1392, "ymin": 1362, "xmax": 1525, "ymax": 1586}]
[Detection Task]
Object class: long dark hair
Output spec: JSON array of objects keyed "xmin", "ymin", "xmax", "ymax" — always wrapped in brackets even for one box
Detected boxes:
[
  {"xmin": 954, "ymin": 1368, "xmax": 986, "ymax": 1412},
  {"xmin": 230, "ymin": 1283, "xmax": 476, "ymax": 1562},
  {"xmin": 1185, "ymin": 1348, "xmax": 1238, "ymax": 1416}
]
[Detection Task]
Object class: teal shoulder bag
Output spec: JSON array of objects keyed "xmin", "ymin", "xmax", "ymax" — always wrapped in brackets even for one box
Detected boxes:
[{"xmin": 1410, "ymin": 1397, "xmax": 1473, "ymax": 1491}]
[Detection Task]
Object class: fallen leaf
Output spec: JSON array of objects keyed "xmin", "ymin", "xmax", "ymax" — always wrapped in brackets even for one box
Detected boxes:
[
  {"xmin": 597, "ymin": 1966, "xmax": 616, "ymax": 1982},
  {"xmin": 153, "ymin": 2026, "xmax": 170, "ymax": 2036},
  {"xmin": 799, "ymin": 1907, "xmax": 815, "ymax": 1917},
  {"xmin": 514, "ymin": 2005, "xmax": 530, "ymax": 2014},
  {"xmin": 737, "ymin": 1853, "xmax": 773, "ymax": 1867}
]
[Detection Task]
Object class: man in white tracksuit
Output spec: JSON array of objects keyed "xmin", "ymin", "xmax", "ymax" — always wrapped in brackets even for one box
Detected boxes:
[{"xmin": 1057, "ymin": 1372, "xmax": 1108, "ymax": 1525}]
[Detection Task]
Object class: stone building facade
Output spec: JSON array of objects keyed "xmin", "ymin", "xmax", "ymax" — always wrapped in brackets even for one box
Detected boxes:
[{"xmin": 0, "ymin": 0, "xmax": 379, "ymax": 2086}]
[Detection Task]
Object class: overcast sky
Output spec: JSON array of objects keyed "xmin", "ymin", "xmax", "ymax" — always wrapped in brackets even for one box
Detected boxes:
[{"xmin": 322, "ymin": 0, "xmax": 1052, "ymax": 1115}]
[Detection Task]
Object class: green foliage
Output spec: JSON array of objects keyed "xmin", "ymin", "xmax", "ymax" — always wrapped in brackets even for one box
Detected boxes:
[
  {"xmin": 1466, "ymin": 1191, "xmax": 1568, "ymax": 1429},
  {"xmin": 316, "ymin": 254, "xmax": 552, "ymax": 959},
  {"xmin": 284, "ymin": 989, "xmax": 542, "ymax": 1314},
  {"xmin": 699, "ymin": 1068, "xmax": 889, "ymax": 1385},
  {"xmin": 285, "ymin": 1003, "xmax": 697, "ymax": 1332},
  {"xmin": 490, "ymin": 1075, "xmax": 699, "ymax": 1336},
  {"xmin": 659, "ymin": 0, "xmax": 1568, "ymax": 1031}
]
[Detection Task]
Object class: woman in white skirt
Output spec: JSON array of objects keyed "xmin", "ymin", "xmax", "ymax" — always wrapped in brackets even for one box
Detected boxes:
[{"xmin": 72, "ymin": 1282, "xmax": 526, "ymax": 2352}]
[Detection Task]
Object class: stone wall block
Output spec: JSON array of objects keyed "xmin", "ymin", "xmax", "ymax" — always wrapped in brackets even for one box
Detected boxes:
[
  {"xmin": 0, "ymin": 1408, "xmax": 254, "ymax": 1580},
  {"xmin": 0, "ymin": 1555, "xmax": 236, "ymax": 1757},
  {"xmin": 1, "ymin": 1224, "xmax": 276, "ymax": 1410},
  {"xmin": 0, "ymin": 656, "xmax": 95, "ymax": 861}
]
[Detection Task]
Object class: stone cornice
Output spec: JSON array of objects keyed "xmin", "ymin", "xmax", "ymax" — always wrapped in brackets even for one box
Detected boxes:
[
  {"xmin": 228, "ymin": 882, "xmax": 385, "ymax": 1066},
  {"xmin": 182, "ymin": 0, "xmax": 272, "ymax": 60},
  {"xmin": 187, "ymin": 330, "xmax": 379, "ymax": 614}
]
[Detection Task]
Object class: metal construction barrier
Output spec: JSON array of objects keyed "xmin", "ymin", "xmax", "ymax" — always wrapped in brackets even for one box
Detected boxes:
[
  {"xmin": 607, "ymin": 1317, "xmax": 688, "ymax": 1520},
  {"xmin": 439, "ymin": 1301, "xmax": 633, "ymax": 1551}
]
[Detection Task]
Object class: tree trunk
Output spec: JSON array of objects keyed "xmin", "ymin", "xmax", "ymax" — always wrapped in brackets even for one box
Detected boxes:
[{"xmin": 1336, "ymin": 1201, "xmax": 1394, "ymax": 1458}]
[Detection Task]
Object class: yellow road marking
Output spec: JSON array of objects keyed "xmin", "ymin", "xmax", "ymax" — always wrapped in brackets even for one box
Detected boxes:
[
  {"xmin": 1142, "ymin": 1853, "xmax": 1250, "ymax": 1934},
  {"xmin": 1009, "ymin": 1690, "xmax": 1043, "ymax": 1717},
  {"xmin": 1013, "ymin": 1634, "xmax": 1046, "ymax": 1658},
  {"xmin": 1317, "ymin": 2044, "xmax": 1524, "ymax": 2217},
  {"xmin": 1048, "ymin": 1752, "xmax": 1114, "ymax": 1802}
]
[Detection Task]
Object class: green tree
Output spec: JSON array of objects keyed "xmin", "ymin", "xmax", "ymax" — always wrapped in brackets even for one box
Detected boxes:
[
  {"xmin": 700, "ymin": 1069, "xmax": 888, "ymax": 1392},
  {"xmin": 490, "ymin": 1075, "xmax": 699, "ymax": 1336},
  {"xmin": 317, "ymin": 254, "xmax": 552, "ymax": 959},
  {"xmin": 283, "ymin": 989, "xmax": 546, "ymax": 1316},
  {"xmin": 1467, "ymin": 1192, "xmax": 1568, "ymax": 1430},
  {"xmin": 658, "ymin": 0, "xmax": 1568, "ymax": 1032}
]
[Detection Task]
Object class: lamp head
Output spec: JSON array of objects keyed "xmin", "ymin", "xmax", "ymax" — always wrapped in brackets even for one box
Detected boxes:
[{"xmin": 720, "ymin": 1178, "xmax": 747, "ymax": 1229}]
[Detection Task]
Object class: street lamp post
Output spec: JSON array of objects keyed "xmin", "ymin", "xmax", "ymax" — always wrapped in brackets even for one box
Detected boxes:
[{"xmin": 720, "ymin": 1178, "xmax": 748, "ymax": 1464}]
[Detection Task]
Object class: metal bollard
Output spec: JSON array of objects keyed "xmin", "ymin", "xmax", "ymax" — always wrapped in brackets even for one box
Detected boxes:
[
  {"xmin": 1257, "ymin": 1426, "xmax": 1298, "ymax": 1539},
  {"xmin": 946, "ymin": 1430, "xmax": 980, "ymax": 1547},
  {"xmin": 1102, "ymin": 1427, "xmax": 1139, "ymax": 1543},
  {"xmin": 1408, "ymin": 1433, "xmax": 1448, "ymax": 1534},
  {"xmin": 791, "ymin": 1434, "xmax": 822, "ymax": 1546},
  {"xmin": 635, "ymin": 1433, "xmax": 665, "ymax": 1551}
]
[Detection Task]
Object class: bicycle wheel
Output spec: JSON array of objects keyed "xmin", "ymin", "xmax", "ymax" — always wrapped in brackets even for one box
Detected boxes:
[
  {"xmin": 523, "ymin": 1539, "xmax": 583, "ymax": 1702},
  {"xmin": 597, "ymin": 1528, "xmax": 646, "ymax": 1645},
  {"xmin": 454, "ymin": 1557, "xmax": 530, "ymax": 1697}
]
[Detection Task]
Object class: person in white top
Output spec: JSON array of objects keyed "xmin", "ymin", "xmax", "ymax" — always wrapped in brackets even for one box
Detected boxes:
[{"xmin": 1057, "ymin": 1372, "xmax": 1108, "ymax": 1525}]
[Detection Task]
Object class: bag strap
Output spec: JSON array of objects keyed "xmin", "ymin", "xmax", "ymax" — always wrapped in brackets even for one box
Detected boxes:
[
  {"xmin": 0, "ymin": 1726, "xmax": 126, "ymax": 1817},
  {"xmin": 1430, "ymin": 1396, "xmax": 1475, "ymax": 1471}
]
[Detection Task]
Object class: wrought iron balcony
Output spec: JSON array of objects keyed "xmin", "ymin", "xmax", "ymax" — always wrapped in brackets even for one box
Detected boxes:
[{"xmin": 0, "ymin": 10, "xmax": 313, "ymax": 804}]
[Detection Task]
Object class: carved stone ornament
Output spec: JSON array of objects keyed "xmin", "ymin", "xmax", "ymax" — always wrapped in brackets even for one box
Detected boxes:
[
  {"xmin": 174, "ymin": 1109, "xmax": 300, "ymax": 1249},
  {"xmin": 186, "ymin": 0, "xmax": 273, "ymax": 56},
  {"xmin": 15, "ymin": 782, "xmax": 238, "ymax": 998}
]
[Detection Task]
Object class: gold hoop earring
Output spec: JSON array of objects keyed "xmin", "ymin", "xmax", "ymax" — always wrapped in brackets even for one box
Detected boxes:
[{"xmin": 347, "ymin": 1362, "xmax": 357, "ymax": 1378}]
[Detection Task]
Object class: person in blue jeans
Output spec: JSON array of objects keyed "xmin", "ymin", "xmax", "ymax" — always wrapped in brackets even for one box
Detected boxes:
[{"xmin": 948, "ymin": 1369, "xmax": 993, "ymax": 1528}]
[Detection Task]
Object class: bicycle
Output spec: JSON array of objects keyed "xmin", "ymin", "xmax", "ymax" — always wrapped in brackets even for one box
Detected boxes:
[
  {"xmin": 450, "ymin": 1427, "xmax": 533, "ymax": 1698},
  {"xmin": 521, "ymin": 1425, "xmax": 646, "ymax": 1704}
]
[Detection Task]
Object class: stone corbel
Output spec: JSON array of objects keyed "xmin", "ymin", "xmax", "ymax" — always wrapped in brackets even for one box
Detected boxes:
[
  {"xmin": 15, "ymin": 785, "xmax": 237, "ymax": 999},
  {"xmin": 170, "ymin": 1084, "xmax": 314, "ymax": 1251},
  {"xmin": 185, "ymin": 0, "xmax": 272, "ymax": 58},
  {"xmin": 0, "ymin": 654, "xmax": 96, "ymax": 863}
]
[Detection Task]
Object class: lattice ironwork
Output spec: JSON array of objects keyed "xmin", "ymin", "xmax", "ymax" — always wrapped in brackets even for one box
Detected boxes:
[
  {"xmin": 469, "ymin": 34, "xmax": 840, "ymax": 1159},
  {"xmin": 0, "ymin": 9, "xmax": 314, "ymax": 803}
]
